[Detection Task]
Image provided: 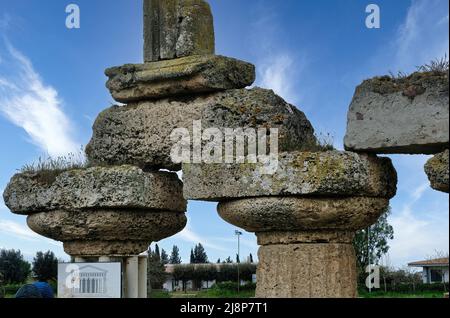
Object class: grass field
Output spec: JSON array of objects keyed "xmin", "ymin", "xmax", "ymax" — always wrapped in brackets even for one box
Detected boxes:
[
  {"xmin": 359, "ymin": 290, "xmax": 447, "ymax": 298},
  {"xmin": 149, "ymin": 289, "xmax": 446, "ymax": 299}
]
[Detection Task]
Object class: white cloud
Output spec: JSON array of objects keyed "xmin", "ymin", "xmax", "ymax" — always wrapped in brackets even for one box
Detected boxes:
[
  {"xmin": 0, "ymin": 219, "xmax": 39, "ymax": 241},
  {"xmin": 388, "ymin": 181, "xmax": 449, "ymax": 267},
  {"xmin": 0, "ymin": 218, "xmax": 63, "ymax": 248},
  {"xmin": 175, "ymin": 223, "xmax": 228, "ymax": 252},
  {"xmin": 0, "ymin": 39, "xmax": 79, "ymax": 157},
  {"xmin": 393, "ymin": 0, "xmax": 449, "ymax": 72},
  {"xmin": 258, "ymin": 54, "xmax": 300, "ymax": 105},
  {"xmin": 250, "ymin": 5, "xmax": 306, "ymax": 105}
]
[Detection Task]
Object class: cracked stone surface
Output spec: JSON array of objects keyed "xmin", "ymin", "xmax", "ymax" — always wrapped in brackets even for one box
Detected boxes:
[
  {"xmin": 105, "ymin": 55, "xmax": 255, "ymax": 102},
  {"xmin": 183, "ymin": 151, "xmax": 397, "ymax": 201},
  {"xmin": 344, "ymin": 71, "xmax": 449, "ymax": 154}
]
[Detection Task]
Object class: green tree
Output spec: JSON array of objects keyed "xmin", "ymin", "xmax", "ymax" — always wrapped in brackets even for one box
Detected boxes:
[
  {"xmin": 0, "ymin": 249, "xmax": 31, "ymax": 284},
  {"xmin": 147, "ymin": 247, "xmax": 167, "ymax": 290},
  {"xmin": 353, "ymin": 207, "xmax": 394, "ymax": 283},
  {"xmin": 236, "ymin": 254, "xmax": 240, "ymax": 264},
  {"xmin": 169, "ymin": 245, "xmax": 182, "ymax": 264},
  {"xmin": 224, "ymin": 256, "xmax": 233, "ymax": 264},
  {"xmin": 160, "ymin": 249, "xmax": 169, "ymax": 265},
  {"xmin": 192, "ymin": 243, "xmax": 208, "ymax": 264},
  {"xmin": 190, "ymin": 249, "xmax": 195, "ymax": 264},
  {"xmin": 249, "ymin": 253, "xmax": 254, "ymax": 263},
  {"xmin": 32, "ymin": 251, "xmax": 58, "ymax": 282},
  {"xmin": 154, "ymin": 244, "xmax": 161, "ymax": 261}
]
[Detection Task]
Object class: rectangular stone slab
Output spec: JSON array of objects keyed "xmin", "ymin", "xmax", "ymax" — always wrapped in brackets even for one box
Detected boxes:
[
  {"xmin": 105, "ymin": 55, "xmax": 255, "ymax": 102},
  {"xmin": 344, "ymin": 72, "xmax": 449, "ymax": 154},
  {"xmin": 182, "ymin": 151, "xmax": 398, "ymax": 201},
  {"xmin": 143, "ymin": 0, "xmax": 215, "ymax": 62}
]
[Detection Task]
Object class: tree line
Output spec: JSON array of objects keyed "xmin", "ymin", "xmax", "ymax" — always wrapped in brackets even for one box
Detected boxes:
[{"xmin": 0, "ymin": 249, "xmax": 58, "ymax": 285}]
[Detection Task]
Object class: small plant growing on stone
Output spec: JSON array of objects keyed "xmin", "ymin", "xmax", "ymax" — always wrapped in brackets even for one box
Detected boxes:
[
  {"xmin": 20, "ymin": 147, "xmax": 87, "ymax": 184},
  {"xmin": 388, "ymin": 55, "xmax": 449, "ymax": 80},
  {"xmin": 417, "ymin": 55, "xmax": 449, "ymax": 73},
  {"xmin": 388, "ymin": 70, "xmax": 409, "ymax": 80},
  {"xmin": 303, "ymin": 132, "xmax": 335, "ymax": 152}
]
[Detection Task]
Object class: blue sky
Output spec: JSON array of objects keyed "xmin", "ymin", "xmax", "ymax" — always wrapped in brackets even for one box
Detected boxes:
[{"xmin": 0, "ymin": 0, "xmax": 448, "ymax": 268}]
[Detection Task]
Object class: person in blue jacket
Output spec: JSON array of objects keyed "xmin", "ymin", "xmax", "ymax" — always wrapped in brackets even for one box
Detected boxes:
[
  {"xmin": 15, "ymin": 284, "xmax": 42, "ymax": 298},
  {"xmin": 32, "ymin": 281, "xmax": 55, "ymax": 298}
]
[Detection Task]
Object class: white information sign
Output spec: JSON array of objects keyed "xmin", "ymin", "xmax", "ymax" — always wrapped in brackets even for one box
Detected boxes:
[{"xmin": 58, "ymin": 262, "xmax": 122, "ymax": 298}]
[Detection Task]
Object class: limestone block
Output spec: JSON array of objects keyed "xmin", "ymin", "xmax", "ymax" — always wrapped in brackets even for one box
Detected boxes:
[
  {"xmin": 184, "ymin": 151, "xmax": 397, "ymax": 201},
  {"xmin": 143, "ymin": 0, "xmax": 214, "ymax": 62},
  {"xmin": 27, "ymin": 210, "xmax": 187, "ymax": 254},
  {"xmin": 86, "ymin": 88, "xmax": 317, "ymax": 171},
  {"xmin": 3, "ymin": 165, "xmax": 186, "ymax": 214},
  {"xmin": 425, "ymin": 149, "xmax": 449, "ymax": 193},
  {"xmin": 64, "ymin": 241, "xmax": 151, "ymax": 257},
  {"xmin": 218, "ymin": 197, "xmax": 390, "ymax": 232},
  {"xmin": 105, "ymin": 55, "xmax": 255, "ymax": 103},
  {"xmin": 344, "ymin": 71, "xmax": 449, "ymax": 154},
  {"xmin": 256, "ymin": 240, "xmax": 357, "ymax": 298}
]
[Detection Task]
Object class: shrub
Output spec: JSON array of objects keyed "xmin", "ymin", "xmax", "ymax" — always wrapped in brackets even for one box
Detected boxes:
[{"xmin": 211, "ymin": 281, "xmax": 256, "ymax": 292}]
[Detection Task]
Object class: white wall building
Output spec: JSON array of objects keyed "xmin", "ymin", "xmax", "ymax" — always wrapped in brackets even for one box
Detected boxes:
[{"xmin": 408, "ymin": 258, "xmax": 449, "ymax": 284}]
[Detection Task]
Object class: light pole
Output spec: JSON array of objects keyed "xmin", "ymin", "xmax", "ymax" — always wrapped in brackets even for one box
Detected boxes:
[{"xmin": 235, "ymin": 230, "xmax": 242, "ymax": 293}]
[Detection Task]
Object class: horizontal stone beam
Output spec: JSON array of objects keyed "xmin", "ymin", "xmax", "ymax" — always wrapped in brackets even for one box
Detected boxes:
[
  {"xmin": 183, "ymin": 151, "xmax": 398, "ymax": 201},
  {"xmin": 344, "ymin": 71, "xmax": 449, "ymax": 154}
]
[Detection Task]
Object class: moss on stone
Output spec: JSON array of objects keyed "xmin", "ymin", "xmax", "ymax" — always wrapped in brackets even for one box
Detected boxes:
[{"xmin": 363, "ymin": 71, "xmax": 448, "ymax": 100}]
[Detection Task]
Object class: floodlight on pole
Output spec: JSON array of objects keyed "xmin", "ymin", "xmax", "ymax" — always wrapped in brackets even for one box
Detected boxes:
[{"xmin": 235, "ymin": 230, "xmax": 243, "ymax": 293}]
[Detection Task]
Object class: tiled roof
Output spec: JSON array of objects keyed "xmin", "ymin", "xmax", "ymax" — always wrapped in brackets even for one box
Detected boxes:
[{"xmin": 408, "ymin": 257, "xmax": 449, "ymax": 267}]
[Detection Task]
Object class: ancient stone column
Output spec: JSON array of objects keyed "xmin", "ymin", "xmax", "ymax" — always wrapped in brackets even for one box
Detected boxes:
[
  {"xmin": 183, "ymin": 151, "xmax": 398, "ymax": 297},
  {"xmin": 3, "ymin": 166, "xmax": 187, "ymax": 258},
  {"xmin": 143, "ymin": 0, "xmax": 215, "ymax": 62}
]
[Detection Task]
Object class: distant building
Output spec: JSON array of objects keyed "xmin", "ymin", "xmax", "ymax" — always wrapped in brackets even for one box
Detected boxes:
[
  {"xmin": 162, "ymin": 263, "xmax": 256, "ymax": 292},
  {"xmin": 408, "ymin": 258, "xmax": 449, "ymax": 284}
]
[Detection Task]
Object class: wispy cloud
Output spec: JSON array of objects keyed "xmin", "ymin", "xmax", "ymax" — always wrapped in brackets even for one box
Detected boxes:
[
  {"xmin": 0, "ymin": 218, "xmax": 63, "ymax": 247},
  {"xmin": 250, "ymin": 4, "xmax": 307, "ymax": 105},
  {"xmin": 175, "ymin": 222, "xmax": 228, "ymax": 252},
  {"xmin": 0, "ymin": 39, "xmax": 79, "ymax": 157},
  {"xmin": 388, "ymin": 180, "xmax": 449, "ymax": 266},
  {"xmin": 393, "ymin": 0, "xmax": 449, "ymax": 72},
  {"xmin": 0, "ymin": 219, "xmax": 40, "ymax": 241},
  {"xmin": 258, "ymin": 54, "xmax": 301, "ymax": 105}
]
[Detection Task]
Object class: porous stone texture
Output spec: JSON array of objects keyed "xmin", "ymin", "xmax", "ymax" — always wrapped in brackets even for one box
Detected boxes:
[
  {"xmin": 425, "ymin": 149, "xmax": 449, "ymax": 193},
  {"xmin": 256, "ymin": 230, "xmax": 355, "ymax": 246},
  {"xmin": 105, "ymin": 55, "xmax": 256, "ymax": 102},
  {"xmin": 344, "ymin": 71, "xmax": 449, "ymax": 154},
  {"xmin": 86, "ymin": 88, "xmax": 317, "ymax": 171},
  {"xmin": 218, "ymin": 197, "xmax": 390, "ymax": 232},
  {"xmin": 3, "ymin": 165, "xmax": 186, "ymax": 215},
  {"xmin": 64, "ymin": 241, "xmax": 151, "ymax": 257},
  {"xmin": 28, "ymin": 210, "xmax": 187, "ymax": 256},
  {"xmin": 143, "ymin": 0, "xmax": 214, "ymax": 62},
  {"xmin": 184, "ymin": 151, "xmax": 397, "ymax": 200},
  {"xmin": 256, "ymin": 239, "xmax": 357, "ymax": 298}
]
